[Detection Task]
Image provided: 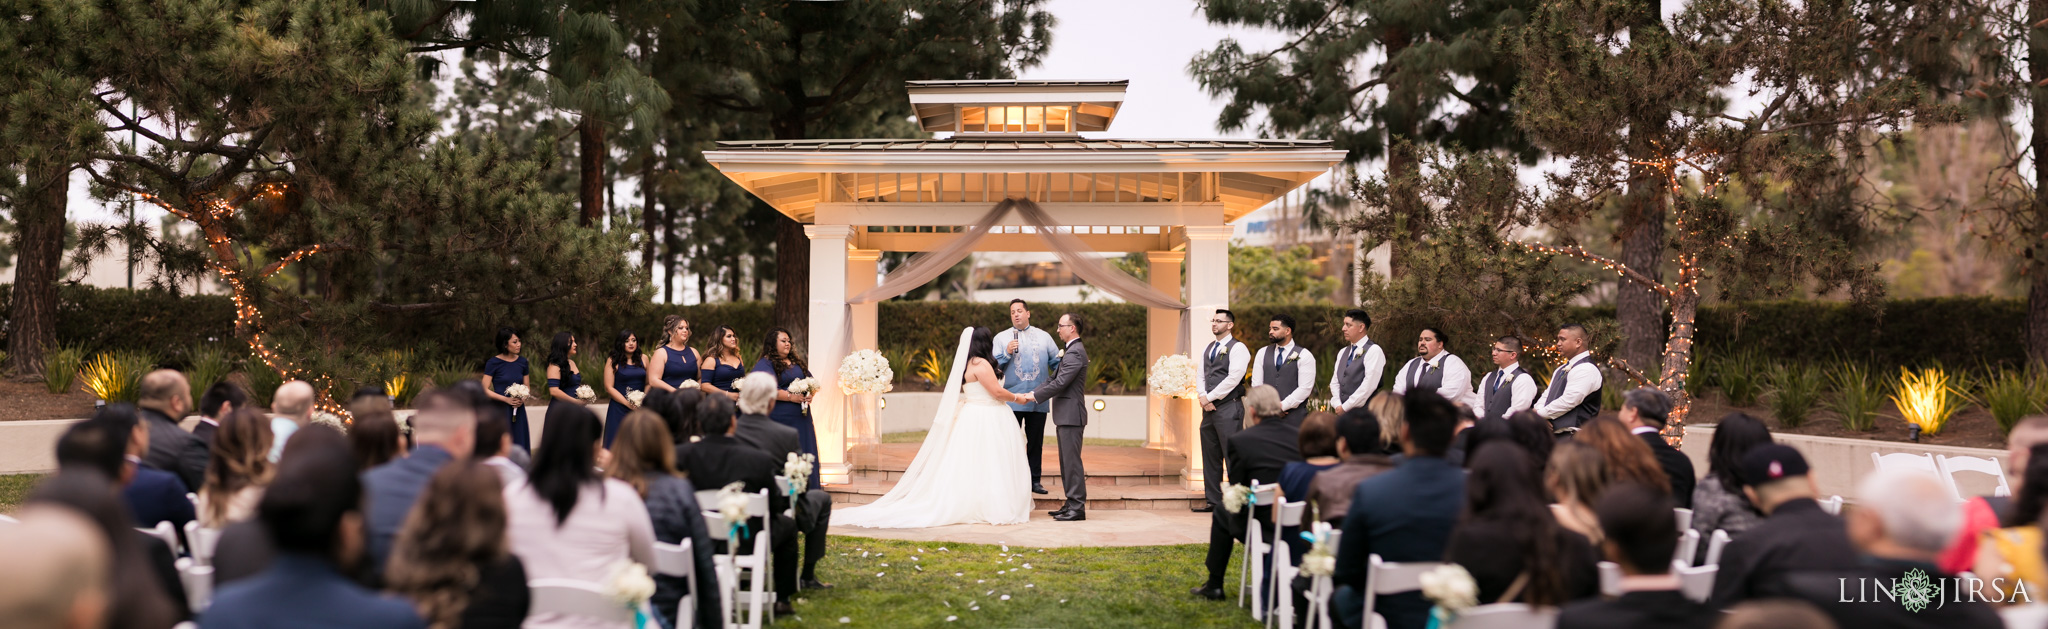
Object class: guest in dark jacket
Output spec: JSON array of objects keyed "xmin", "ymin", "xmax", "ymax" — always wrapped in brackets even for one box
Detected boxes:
[
  {"xmin": 202, "ymin": 425, "xmax": 424, "ymax": 629},
  {"xmin": 85, "ymin": 405, "xmax": 198, "ymax": 535},
  {"xmin": 1446, "ymin": 442, "xmax": 1600, "ymax": 608},
  {"xmin": 33, "ymin": 465, "xmax": 187, "ymax": 628},
  {"xmin": 1556, "ymin": 484, "xmax": 1716, "ymax": 629},
  {"xmin": 1190, "ymin": 385, "xmax": 1305, "ymax": 602},
  {"xmin": 674, "ymin": 394, "xmax": 799, "ymax": 616},
  {"xmin": 386, "ymin": 461, "xmax": 530, "ymax": 629},
  {"xmin": 1619, "ymin": 388, "xmax": 1696, "ymax": 508},
  {"xmin": 732, "ymin": 371, "xmax": 833, "ymax": 589},
  {"xmin": 195, "ymin": 381, "xmax": 249, "ymax": 448},
  {"xmin": 1780, "ymin": 467, "xmax": 2000, "ymax": 628},
  {"xmin": 1332, "ymin": 391, "xmax": 1466, "ymax": 629},
  {"xmin": 1309, "ymin": 408, "xmax": 1395, "ymax": 526},
  {"xmin": 1708, "ymin": 444, "xmax": 1860, "ymax": 609},
  {"xmin": 361, "ymin": 390, "xmax": 476, "ymax": 577},
  {"xmin": 608, "ymin": 410, "xmax": 722, "ymax": 629},
  {"xmin": 1278, "ymin": 411, "xmax": 1341, "ymax": 562},
  {"xmin": 138, "ymin": 369, "xmax": 210, "ymax": 491}
]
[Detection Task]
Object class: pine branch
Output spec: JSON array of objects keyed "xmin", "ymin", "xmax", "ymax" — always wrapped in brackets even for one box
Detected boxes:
[{"xmin": 1604, "ymin": 356, "xmax": 1655, "ymax": 388}]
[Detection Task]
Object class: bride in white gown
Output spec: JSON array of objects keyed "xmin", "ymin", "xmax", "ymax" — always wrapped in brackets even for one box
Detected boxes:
[{"xmin": 836, "ymin": 326, "xmax": 1035, "ymax": 528}]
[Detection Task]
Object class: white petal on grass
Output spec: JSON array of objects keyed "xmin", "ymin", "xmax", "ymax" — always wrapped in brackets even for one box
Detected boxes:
[
  {"xmin": 1022, "ymin": 564, "xmax": 1033, "ymax": 569},
  {"xmin": 954, "ymin": 573, "xmax": 963, "ymax": 577},
  {"xmin": 946, "ymin": 616, "xmax": 957, "ymax": 622},
  {"xmin": 876, "ymin": 572, "xmax": 885, "ymax": 577},
  {"xmin": 880, "ymin": 563, "xmax": 889, "ymax": 567},
  {"xmin": 839, "ymin": 618, "xmax": 850, "ymax": 624},
  {"xmin": 1001, "ymin": 595, "xmax": 1011, "ymax": 601},
  {"xmin": 1027, "ymin": 584, "xmax": 1035, "ymax": 588}
]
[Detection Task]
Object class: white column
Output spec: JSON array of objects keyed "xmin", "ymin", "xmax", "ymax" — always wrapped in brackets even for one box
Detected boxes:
[
  {"xmin": 846, "ymin": 248, "xmax": 881, "ymax": 467},
  {"xmin": 1144, "ymin": 250, "xmax": 1185, "ymax": 449},
  {"xmin": 1181, "ymin": 226, "xmax": 1232, "ymax": 490},
  {"xmin": 806, "ymin": 224, "xmax": 855, "ymax": 484}
]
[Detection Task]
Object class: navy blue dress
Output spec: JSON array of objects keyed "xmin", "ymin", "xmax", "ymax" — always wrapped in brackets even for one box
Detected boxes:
[
  {"xmin": 483, "ymin": 356, "xmax": 531, "ymax": 450},
  {"xmin": 659, "ymin": 346, "xmax": 698, "ymax": 390},
  {"xmin": 606, "ymin": 360, "xmax": 647, "ymax": 448},
  {"xmin": 701, "ymin": 357, "xmax": 745, "ymax": 395},
  {"xmin": 752, "ymin": 357, "xmax": 821, "ymax": 489},
  {"xmin": 545, "ymin": 363, "xmax": 583, "ymax": 407}
]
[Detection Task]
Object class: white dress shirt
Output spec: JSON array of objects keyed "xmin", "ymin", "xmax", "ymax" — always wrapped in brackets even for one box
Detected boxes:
[
  {"xmin": 1198, "ymin": 336, "xmax": 1251, "ymax": 403},
  {"xmin": 1479, "ymin": 365, "xmax": 1539, "ymax": 416},
  {"xmin": 1536, "ymin": 351, "xmax": 1604, "ymax": 420},
  {"xmin": 1326, "ymin": 336, "xmax": 1387, "ymax": 412},
  {"xmin": 1250, "ymin": 341, "xmax": 1317, "ymax": 411},
  {"xmin": 1392, "ymin": 351, "xmax": 1472, "ymax": 406}
]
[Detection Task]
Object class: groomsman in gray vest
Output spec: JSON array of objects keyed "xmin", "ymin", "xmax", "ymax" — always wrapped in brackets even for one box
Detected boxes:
[
  {"xmin": 1325, "ymin": 309, "xmax": 1386, "ymax": 413},
  {"xmin": 1535, "ymin": 323, "xmax": 1603, "ymax": 437},
  {"xmin": 1391, "ymin": 327, "xmax": 1473, "ymax": 408},
  {"xmin": 1477, "ymin": 336, "xmax": 1539, "ymax": 421},
  {"xmin": 1194, "ymin": 309, "xmax": 1252, "ymax": 513},
  {"xmin": 1251, "ymin": 314, "xmax": 1317, "ymax": 428}
]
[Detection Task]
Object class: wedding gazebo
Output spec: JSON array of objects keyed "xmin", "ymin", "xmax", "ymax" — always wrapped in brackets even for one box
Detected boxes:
[{"xmin": 704, "ymin": 80, "xmax": 1343, "ymax": 487}]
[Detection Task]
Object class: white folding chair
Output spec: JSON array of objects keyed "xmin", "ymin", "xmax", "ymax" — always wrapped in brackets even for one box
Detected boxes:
[
  {"xmin": 137, "ymin": 521, "xmax": 180, "ymax": 556},
  {"xmin": 1304, "ymin": 530, "xmax": 1342, "ymax": 629},
  {"xmin": 182, "ymin": 521, "xmax": 222, "ymax": 567},
  {"xmin": 175, "ymin": 557, "xmax": 214, "ymax": 613},
  {"xmin": 1819, "ymin": 495, "xmax": 1844, "ymax": 516},
  {"xmin": 698, "ymin": 489, "xmax": 774, "ymax": 629},
  {"xmin": 1938, "ymin": 455, "xmax": 2012, "ymax": 501},
  {"xmin": 1673, "ymin": 507, "xmax": 1692, "ymax": 533},
  {"xmin": 1444, "ymin": 602, "xmax": 1558, "ymax": 629},
  {"xmin": 771, "ymin": 475, "xmax": 797, "ymax": 518},
  {"xmin": 1871, "ymin": 451, "xmax": 1940, "ymax": 477},
  {"xmin": 1704, "ymin": 530, "xmax": 1732, "ymax": 566},
  {"xmin": 1268, "ymin": 501, "xmax": 1307, "ymax": 629},
  {"xmin": 528, "ymin": 578, "xmax": 636, "ymax": 624},
  {"xmin": 698, "ymin": 510, "xmax": 738, "ymax": 629},
  {"xmin": 653, "ymin": 540, "xmax": 699, "ymax": 629},
  {"xmin": 1674, "ymin": 563, "xmax": 1717, "ymax": 602},
  {"xmin": 1675, "ymin": 529, "xmax": 1701, "ymax": 567},
  {"xmin": 1363, "ymin": 554, "xmax": 1444, "ymax": 629},
  {"xmin": 0, "ymin": 514, "xmax": 18, "ymax": 524},
  {"xmin": 1238, "ymin": 483, "xmax": 1279, "ymax": 615},
  {"xmin": 1597, "ymin": 561, "xmax": 1622, "ymax": 598}
]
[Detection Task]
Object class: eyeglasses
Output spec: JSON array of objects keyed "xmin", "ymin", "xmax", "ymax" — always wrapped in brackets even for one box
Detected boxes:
[
  {"xmin": 1057, "ymin": 323, "xmax": 1075, "ymax": 329},
  {"xmin": 1210, "ymin": 320, "xmax": 1232, "ymax": 324},
  {"xmin": 1491, "ymin": 347, "xmax": 1515, "ymax": 354}
]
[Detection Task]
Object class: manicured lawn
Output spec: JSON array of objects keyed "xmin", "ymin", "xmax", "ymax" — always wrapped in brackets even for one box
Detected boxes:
[
  {"xmin": 779, "ymin": 536, "xmax": 1262, "ymax": 628},
  {"xmin": 0, "ymin": 474, "xmax": 45, "ymax": 513}
]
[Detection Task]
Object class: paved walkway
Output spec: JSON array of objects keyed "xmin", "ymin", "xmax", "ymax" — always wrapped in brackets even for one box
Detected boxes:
[{"xmin": 828, "ymin": 508, "xmax": 1212, "ymax": 547}]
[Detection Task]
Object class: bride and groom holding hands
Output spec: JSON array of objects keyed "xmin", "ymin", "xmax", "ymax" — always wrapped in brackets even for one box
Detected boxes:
[{"xmin": 835, "ymin": 300, "xmax": 1092, "ymax": 528}]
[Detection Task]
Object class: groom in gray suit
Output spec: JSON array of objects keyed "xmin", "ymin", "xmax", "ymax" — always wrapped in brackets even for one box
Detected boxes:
[{"xmin": 1023, "ymin": 312, "xmax": 1091, "ymax": 521}]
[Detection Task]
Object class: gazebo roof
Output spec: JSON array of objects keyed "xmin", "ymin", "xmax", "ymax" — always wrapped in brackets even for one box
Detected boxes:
[{"xmin": 711, "ymin": 138, "xmax": 1332, "ymax": 152}]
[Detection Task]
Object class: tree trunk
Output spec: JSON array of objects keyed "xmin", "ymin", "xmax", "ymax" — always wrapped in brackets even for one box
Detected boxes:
[
  {"xmin": 2031, "ymin": 0, "xmax": 2048, "ymax": 365},
  {"xmin": 772, "ymin": 208, "xmax": 808, "ymax": 345},
  {"xmin": 728, "ymin": 253, "xmax": 742, "ymax": 303},
  {"xmin": 1618, "ymin": 4, "xmax": 1671, "ymax": 378},
  {"xmin": 578, "ymin": 118, "xmax": 605, "ymax": 228},
  {"xmin": 1382, "ymin": 27, "xmax": 1418, "ymax": 279},
  {"xmin": 752, "ymin": 257, "xmax": 766, "ymax": 301},
  {"xmin": 640, "ymin": 158, "xmax": 658, "ymax": 283},
  {"xmin": 1660, "ymin": 271, "xmax": 1700, "ymax": 435},
  {"xmin": 7, "ymin": 159, "xmax": 68, "ymax": 378}
]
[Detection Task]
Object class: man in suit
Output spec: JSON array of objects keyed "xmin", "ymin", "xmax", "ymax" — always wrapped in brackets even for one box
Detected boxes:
[
  {"xmin": 1326, "ymin": 309, "xmax": 1384, "ymax": 414},
  {"xmin": 136, "ymin": 370, "xmax": 208, "ymax": 491},
  {"xmin": 1332, "ymin": 391, "xmax": 1466, "ymax": 629},
  {"xmin": 1780, "ymin": 468, "xmax": 2000, "ymax": 627},
  {"xmin": 1195, "ymin": 308, "xmax": 1251, "ymax": 513},
  {"xmin": 1023, "ymin": 312, "xmax": 1091, "ymax": 521},
  {"xmin": 731, "ymin": 371, "xmax": 833, "ymax": 590},
  {"xmin": 1556, "ymin": 485, "xmax": 1716, "ymax": 629},
  {"xmin": 194, "ymin": 381, "xmax": 247, "ymax": 448},
  {"xmin": 675, "ymin": 394, "xmax": 800, "ymax": 614},
  {"xmin": 0, "ymin": 505, "xmax": 112, "ymax": 629},
  {"xmin": 1476, "ymin": 336, "xmax": 1538, "ymax": 421},
  {"xmin": 1251, "ymin": 314, "xmax": 1317, "ymax": 428},
  {"xmin": 203, "ymin": 426, "xmax": 425, "ymax": 629},
  {"xmin": 994, "ymin": 299, "xmax": 1061, "ymax": 495},
  {"xmin": 1707, "ymin": 444, "xmax": 1859, "ymax": 609},
  {"xmin": 1190, "ymin": 385, "xmax": 1304, "ymax": 601},
  {"xmin": 55, "ymin": 407, "xmax": 195, "ymax": 550},
  {"xmin": 1535, "ymin": 324, "xmax": 1603, "ymax": 438},
  {"xmin": 1619, "ymin": 387, "xmax": 1696, "ymax": 508},
  {"xmin": 360, "ymin": 389, "xmax": 474, "ymax": 578}
]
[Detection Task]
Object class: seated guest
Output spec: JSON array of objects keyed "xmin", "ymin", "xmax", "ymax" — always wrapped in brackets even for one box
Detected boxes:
[
  {"xmin": 137, "ymin": 369, "xmax": 209, "ymax": 491},
  {"xmin": 1447, "ymin": 443, "xmax": 1600, "ymax": 608},
  {"xmin": 1505, "ymin": 410, "xmax": 1556, "ymax": 472},
  {"xmin": 1450, "ymin": 418, "xmax": 1513, "ymax": 470},
  {"xmin": 730, "ymin": 371, "xmax": 833, "ymax": 590},
  {"xmin": 198, "ymin": 406, "xmax": 276, "ymax": 528},
  {"xmin": 347, "ymin": 410, "xmax": 404, "ymax": 472},
  {"xmin": 386, "ymin": 462, "xmax": 529, "ymax": 629},
  {"xmin": 1947, "ymin": 414, "xmax": 2048, "ymax": 575},
  {"xmin": 1717, "ymin": 600, "xmax": 1841, "ymax": 629},
  {"xmin": 1190, "ymin": 385, "xmax": 1305, "ymax": 602},
  {"xmin": 1975, "ymin": 442, "xmax": 2048, "ymax": 601},
  {"xmin": 1279, "ymin": 411, "xmax": 1341, "ymax": 561},
  {"xmin": 504, "ymin": 404, "xmax": 656, "ymax": 629},
  {"xmin": 654, "ymin": 388, "xmax": 703, "ymax": 444},
  {"xmin": 1783, "ymin": 468, "xmax": 2000, "ymax": 627},
  {"xmin": 268, "ymin": 381, "xmax": 319, "ymax": 462},
  {"xmin": 1366, "ymin": 392, "xmax": 1405, "ymax": 456},
  {"xmin": 195, "ymin": 381, "xmax": 249, "ymax": 447},
  {"xmin": 1691, "ymin": 413, "xmax": 1771, "ymax": 561},
  {"xmin": 674, "ymin": 395, "xmax": 799, "ymax": 615},
  {"xmin": 209, "ymin": 424, "xmax": 354, "ymax": 587},
  {"xmin": 1547, "ymin": 442, "xmax": 1610, "ymax": 544},
  {"xmin": 1556, "ymin": 484, "xmax": 1716, "ymax": 629},
  {"xmin": 453, "ymin": 379, "xmax": 530, "ymax": 471},
  {"xmin": 87, "ymin": 405, "xmax": 197, "ymax": 537},
  {"xmin": 606, "ymin": 410, "xmax": 722, "ymax": 629},
  {"xmin": 1707, "ymin": 444, "xmax": 1858, "ymax": 609},
  {"xmin": 1332, "ymin": 391, "xmax": 1465, "ymax": 629},
  {"xmin": 202, "ymin": 426, "xmax": 425, "ymax": 629},
  {"xmin": 470, "ymin": 400, "xmax": 525, "ymax": 486},
  {"xmin": 1577, "ymin": 417, "xmax": 1671, "ymax": 497},
  {"xmin": 1309, "ymin": 407, "xmax": 1395, "ymax": 526},
  {"xmin": 363, "ymin": 389, "xmax": 476, "ymax": 577},
  {"xmin": 0, "ymin": 505, "xmax": 112, "ymax": 629},
  {"xmin": 1618, "ymin": 388, "xmax": 1696, "ymax": 507},
  {"xmin": 38, "ymin": 449, "xmax": 186, "ymax": 628}
]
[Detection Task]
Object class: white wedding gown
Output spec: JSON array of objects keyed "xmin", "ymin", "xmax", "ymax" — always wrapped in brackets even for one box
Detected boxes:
[{"xmin": 835, "ymin": 371, "xmax": 1034, "ymax": 528}]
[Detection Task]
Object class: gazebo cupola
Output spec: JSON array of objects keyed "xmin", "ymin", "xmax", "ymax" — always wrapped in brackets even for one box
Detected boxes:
[{"xmin": 908, "ymin": 79, "xmax": 1126, "ymax": 136}]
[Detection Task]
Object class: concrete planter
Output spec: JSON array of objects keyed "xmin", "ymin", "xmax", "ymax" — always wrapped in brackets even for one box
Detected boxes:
[{"xmin": 1678, "ymin": 424, "xmax": 2008, "ymax": 499}]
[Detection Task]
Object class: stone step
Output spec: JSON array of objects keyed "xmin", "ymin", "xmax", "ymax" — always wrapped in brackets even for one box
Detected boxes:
[{"xmin": 826, "ymin": 477, "xmax": 1204, "ymax": 512}]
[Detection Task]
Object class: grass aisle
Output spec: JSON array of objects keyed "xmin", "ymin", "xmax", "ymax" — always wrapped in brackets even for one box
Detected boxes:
[
  {"xmin": 781, "ymin": 536, "xmax": 1262, "ymax": 628},
  {"xmin": 0, "ymin": 474, "xmax": 42, "ymax": 513}
]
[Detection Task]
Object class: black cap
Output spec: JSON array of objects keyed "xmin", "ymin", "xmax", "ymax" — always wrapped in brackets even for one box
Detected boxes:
[{"xmin": 1739, "ymin": 444, "xmax": 1810, "ymax": 486}]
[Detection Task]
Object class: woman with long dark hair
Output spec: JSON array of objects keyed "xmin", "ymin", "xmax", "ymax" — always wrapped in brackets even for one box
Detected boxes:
[
  {"xmin": 602, "ymin": 329, "xmax": 648, "ymax": 448},
  {"xmin": 1689, "ymin": 413, "xmax": 1773, "ymax": 558},
  {"xmin": 542, "ymin": 332, "xmax": 585, "ymax": 408},
  {"xmin": 606, "ymin": 410, "xmax": 722, "ymax": 629},
  {"xmin": 503, "ymin": 404, "xmax": 655, "ymax": 629},
  {"xmin": 481, "ymin": 327, "xmax": 532, "ymax": 450},
  {"xmin": 1576, "ymin": 418, "xmax": 1671, "ymax": 496},
  {"xmin": 387, "ymin": 462, "xmax": 530, "ymax": 629},
  {"xmin": 646, "ymin": 315, "xmax": 701, "ymax": 395},
  {"xmin": 698, "ymin": 325, "xmax": 746, "ymax": 401},
  {"xmin": 654, "ymin": 388, "xmax": 703, "ymax": 444},
  {"xmin": 348, "ymin": 410, "xmax": 404, "ymax": 472},
  {"xmin": 1445, "ymin": 442, "xmax": 1601, "ymax": 607},
  {"xmin": 752, "ymin": 327, "xmax": 820, "ymax": 489}
]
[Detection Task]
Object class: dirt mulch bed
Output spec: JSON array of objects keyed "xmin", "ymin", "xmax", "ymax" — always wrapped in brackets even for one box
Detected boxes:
[
  {"xmin": 1684, "ymin": 398, "xmax": 2010, "ymax": 450},
  {"xmin": 0, "ymin": 379, "xmax": 101, "ymax": 422}
]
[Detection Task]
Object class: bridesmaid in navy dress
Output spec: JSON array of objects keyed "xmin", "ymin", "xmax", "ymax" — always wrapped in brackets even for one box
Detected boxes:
[
  {"xmin": 543, "ymin": 331, "xmax": 584, "ymax": 408},
  {"xmin": 752, "ymin": 327, "xmax": 820, "ymax": 489},
  {"xmin": 699, "ymin": 325, "xmax": 746, "ymax": 402},
  {"xmin": 603, "ymin": 329, "xmax": 647, "ymax": 448},
  {"xmin": 647, "ymin": 315, "xmax": 701, "ymax": 397},
  {"xmin": 481, "ymin": 327, "xmax": 532, "ymax": 450}
]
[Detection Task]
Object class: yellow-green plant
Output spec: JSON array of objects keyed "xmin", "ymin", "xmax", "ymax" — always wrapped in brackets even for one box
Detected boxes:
[
  {"xmin": 1892, "ymin": 367, "xmax": 1972, "ymax": 436},
  {"xmin": 1982, "ymin": 368, "xmax": 2047, "ymax": 435},
  {"xmin": 42, "ymin": 344, "xmax": 86, "ymax": 394},
  {"xmin": 914, "ymin": 349, "xmax": 954, "ymax": 388},
  {"xmin": 187, "ymin": 345, "xmax": 236, "ymax": 405},
  {"xmin": 1115, "ymin": 358, "xmax": 1147, "ymax": 394},
  {"xmin": 1826, "ymin": 362, "xmax": 1884, "ymax": 432},
  {"xmin": 385, "ymin": 372, "xmax": 424, "ymax": 407},
  {"xmin": 80, "ymin": 352, "xmax": 152, "ymax": 403},
  {"xmin": 1767, "ymin": 363, "xmax": 1824, "ymax": 428}
]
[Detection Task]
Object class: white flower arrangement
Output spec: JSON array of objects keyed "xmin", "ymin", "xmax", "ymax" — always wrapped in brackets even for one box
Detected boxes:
[
  {"xmin": 1222, "ymin": 483, "xmax": 1255, "ymax": 514},
  {"xmin": 838, "ymin": 349, "xmax": 895, "ymax": 395},
  {"xmin": 784, "ymin": 453, "xmax": 815, "ymax": 496},
  {"xmin": 504, "ymin": 383, "xmax": 531, "ymax": 400},
  {"xmin": 604, "ymin": 560, "xmax": 657, "ymax": 607},
  {"xmin": 1148, "ymin": 354, "xmax": 1200, "ymax": 399},
  {"xmin": 1298, "ymin": 522, "xmax": 1337, "ymax": 577},
  {"xmin": 1421, "ymin": 564, "xmax": 1480, "ymax": 620},
  {"xmin": 731, "ymin": 378, "xmax": 746, "ymax": 391},
  {"xmin": 789, "ymin": 377, "xmax": 819, "ymax": 396},
  {"xmin": 312, "ymin": 411, "xmax": 349, "ymax": 434},
  {"xmin": 676, "ymin": 379, "xmax": 700, "ymax": 390},
  {"xmin": 625, "ymin": 390, "xmax": 646, "ymax": 407},
  {"xmin": 575, "ymin": 385, "xmax": 597, "ymax": 402},
  {"xmin": 717, "ymin": 481, "xmax": 752, "ymax": 530}
]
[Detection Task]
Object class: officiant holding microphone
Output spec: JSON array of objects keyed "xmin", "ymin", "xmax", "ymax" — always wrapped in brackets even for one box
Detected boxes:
[{"xmin": 993, "ymin": 299, "xmax": 1060, "ymax": 495}]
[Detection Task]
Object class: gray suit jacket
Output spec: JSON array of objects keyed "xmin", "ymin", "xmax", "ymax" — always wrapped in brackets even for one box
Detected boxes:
[
  {"xmin": 733, "ymin": 413, "xmax": 800, "ymax": 462},
  {"xmin": 1033, "ymin": 339, "xmax": 1090, "ymax": 428}
]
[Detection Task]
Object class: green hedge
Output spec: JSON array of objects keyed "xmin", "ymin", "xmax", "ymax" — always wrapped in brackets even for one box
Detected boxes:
[{"xmin": 0, "ymin": 284, "xmax": 237, "ymax": 368}]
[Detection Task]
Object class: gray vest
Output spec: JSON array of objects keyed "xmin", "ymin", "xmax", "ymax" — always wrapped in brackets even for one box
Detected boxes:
[
  {"xmin": 1480, "ymin": 367, "xmax": 1529, "ymax": 422},
  {"xmin": 1204, "ymin": 337, "xmax": 1242, "ymax": 401},
  {"xmin": 1257, "ymin": 344, "xmax": 1304, "ymax": 400},
  {"xmin": 1403, "ymin": 356, "xmax": 1445, "ymax": 394},
  {"xmin": 1542, "ymin": 356, "xmax": 1602, "ymax": 431},
  {"xmin": 1334, "ymin": 340, "xmax": 1375, "ymax": 402}
]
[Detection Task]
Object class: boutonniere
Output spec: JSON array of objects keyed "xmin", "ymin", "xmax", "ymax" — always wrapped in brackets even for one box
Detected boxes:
[
  {"xmin": 1280, "ymin": 348, "xmax": 1299, "ymax": 365},
  {"xmin": 1055, "ymin": 349, "xmax": 1065, "ymax": 361}
]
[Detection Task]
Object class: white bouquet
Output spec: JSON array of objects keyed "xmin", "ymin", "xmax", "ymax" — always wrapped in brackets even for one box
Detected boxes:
[
  {"xmin": 604, "ymin": 560, "xmax": 656, "ymax": 607},
  {"xmin": 731, "ymin": 377, "xmax": 746, "ymax": 391},
  {"xmin": 717, "ymin": 481, "xmax": 752, "ymax": 530},
  {"xmin": 1298, "ymin": 522, "xmax": 1337, "ymax": 577},
  {"xmin": 838, "ymin": 349, "xmax": 895, "ymax": 395},
  {"xmin": 1421, "ymin": 564, "xmax": 1480, "ymax": 620},
  {"xmin": 1222, "ymin": 483, "xmax": 1255, "ymax": 514},
  {"xmin": 625, "ymin": 390, "xmax": 646, "ymax": 407},
  {"xmin": 1148, "ymin": 354, "xmax": 1200, "ymax": 399},
  {"xmin": 789, "ymin": 377, "xmax": 819, "ymax": 396},
  {"xmin": 676, "ymin": 379, "xmax": 700, "ymax": 390},
  {"xmin": 784, "ymin": 453, "xmax": 815, "ymax": 496},
  {"xmin": 504, "ymin": 383, "xmax": 531, "ymax": 400},
  {"xmin": 575, "ymin": 385, "xmax": 596, "ymax": 402}
]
